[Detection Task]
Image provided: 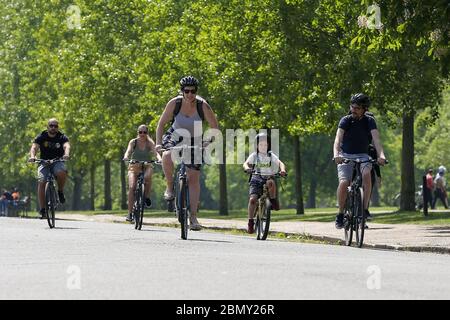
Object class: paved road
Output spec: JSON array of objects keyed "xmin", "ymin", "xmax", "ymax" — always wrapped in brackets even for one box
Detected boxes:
[{"xmin": 1, "ymin": 217, "xmax": 449, "ymax": 300}]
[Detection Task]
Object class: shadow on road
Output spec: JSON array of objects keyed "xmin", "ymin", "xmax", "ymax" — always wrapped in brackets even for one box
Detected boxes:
[
  {"xmin": 184, "ymin": 238, "xmax": 234, "ymax": 244},
  {"xmin": 52, "ymin": 227, "xmax": 82, "ymax": 230}
]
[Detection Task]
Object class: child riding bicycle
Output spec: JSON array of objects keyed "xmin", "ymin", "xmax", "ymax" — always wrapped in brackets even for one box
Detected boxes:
[{"xmin": 243, "ymin": 133, "xmax": 287, "ymax": 234}]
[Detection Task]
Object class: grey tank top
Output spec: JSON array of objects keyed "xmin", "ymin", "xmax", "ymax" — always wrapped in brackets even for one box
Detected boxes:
[
  {"xmin": 172, "ymin": 106, "xmax": 203, "ymax": 138},
  {"xmin": 131, "ymin": 140, "xmax": 152, "ymax": 161}
]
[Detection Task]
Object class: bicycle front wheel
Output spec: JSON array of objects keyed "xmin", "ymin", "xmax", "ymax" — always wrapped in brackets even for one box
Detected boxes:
[
  {"xmin": 256, "ymin": 199, "xmax": 271, "ymax": 240},
  {"xmin": 355, "ymin": 187, "xmax": 365, "ymax": 248},
  {"xmin": 45, "ymin": 182, "xmax": 56, "ymax": 229},
  {"xmin": 134, "ymin": 183, "xmax": 145, "ymax": 230},
  {"xmin": 178, "ymin": 179, "xmax": 189, "ymax": 240},
  {"xmin": 344, "ymin": 192, "xmax": 353, "ymax": 246}
]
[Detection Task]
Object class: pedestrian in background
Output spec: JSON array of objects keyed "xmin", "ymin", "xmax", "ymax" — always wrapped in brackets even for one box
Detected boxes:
[
  {"xmin": 425, "ymin": 168, "xmax": 435, "ymax": 209},
  {"xmin": 433, "ymin": 166, "xmax": 448, "ymax": 209}
]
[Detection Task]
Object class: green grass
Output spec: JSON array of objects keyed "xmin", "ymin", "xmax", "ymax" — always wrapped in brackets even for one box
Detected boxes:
[{"xmin": 56, "ymin": 206, "xmax": 450, "ymax": 226}]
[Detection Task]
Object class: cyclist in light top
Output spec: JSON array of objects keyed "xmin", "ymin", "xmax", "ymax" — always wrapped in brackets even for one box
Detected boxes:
[
  {"xmin": 333, "ymin": 93, "xmax": 386, "ymax": 229},
  {"xmin": 155, "ymin": 76, "xmax": 219, "ymax": 231},
  {"xmin": 243, "ymin": 133, "xmax": 287, "ymax": 234},
  {"xmin": 123, "ymin": 124, "xmax": 162, "ymax": 222}
]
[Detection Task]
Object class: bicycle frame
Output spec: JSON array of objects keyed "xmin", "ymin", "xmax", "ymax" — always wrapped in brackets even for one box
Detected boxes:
[
  {"xmin": 342, "ymin": 157, "xmax": 374, "ymax": 248},
  {"xmin": 33, "ymin": 158, "xmax": 65, "ymax": 228},
  {"xmin": 248, "ymin": 171, "xmax": 285, "ymax": 240},
  {"xmin": 126, "ymin": 159, "xmax": 158, "ymax": 230},
  {"xmin": 162, "ymin": 144, "xmax": 206, "ymax": 239}
]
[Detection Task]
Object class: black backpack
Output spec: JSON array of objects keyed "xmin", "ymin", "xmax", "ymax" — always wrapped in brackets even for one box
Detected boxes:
[{"xmin": 172, "ymin": 96, "xmax": 205, "ymax": 123}]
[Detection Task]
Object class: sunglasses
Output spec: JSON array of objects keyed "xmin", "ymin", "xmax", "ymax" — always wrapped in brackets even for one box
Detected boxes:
[
  {"xmin": 48, "ymin": 124, "xmax": 59, "ymax": 128},
  {"xmin": 350, "ymin": 104, "xmax": 363, "ymax": 110},
  {"xmin": 183, "ymin": 89, "xmax": 197, "ymax": 94},
  {"xmin": 138, "ymin": 131, "xmax": 148, "ymax": 134}
]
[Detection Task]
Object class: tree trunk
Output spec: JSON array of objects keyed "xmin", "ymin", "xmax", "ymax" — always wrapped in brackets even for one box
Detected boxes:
[
  {"xmin": 306, "ymin": 179, "xmax": 317, "ymax": 208},
  {"xmin": 219, "ymin": 163, "xmax": 228, "ymax": 215},
  {"xmin": 293, "ymin": 135, "xmax": 305, "ymax": 215},
  {"xmin": 12, "ymin": 63, "xmax": 20, "ymax": 104},
  {"xmin": 400, "ymin": 111, "xmax": 416, "ymax": 211},
  {"xmin": 120, "ymin": 151, "xmax": 127, "ymax": 210},
  {"xmin": 104, "ymin": 160, "xmax": 112, "ymax": 210},
  {"xmin": 72, "ymin": 171, "xmax": 83, "ymax": 210},
  {"xmin": 89, "ymin": 164, "xmax": 95, "ymax": 211}
]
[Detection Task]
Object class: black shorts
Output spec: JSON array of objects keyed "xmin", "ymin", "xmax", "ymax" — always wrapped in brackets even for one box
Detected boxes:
[
  {"xmin": 249, "ymin": 175, "xmax": 270, "ymax": 197},
  {"xmin": 162, "ymin": 130, "xmax": 202, "ymax": 171}
]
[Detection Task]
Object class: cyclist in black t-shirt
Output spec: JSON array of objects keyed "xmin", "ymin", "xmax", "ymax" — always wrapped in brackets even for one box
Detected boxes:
[
  {"xmin": 333, "ymin": 94, "xmax": 386, "ymax": 229},
  {"xmin": 28, "ymin": 118, "xmax": 70, "ymax": 218}
]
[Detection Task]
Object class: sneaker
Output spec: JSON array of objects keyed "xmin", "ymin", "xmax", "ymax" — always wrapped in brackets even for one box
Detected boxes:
[
  {"xmin": 58, "ymin": 191, "xmax": 65, "ymax": 204},
  {"xmin": 167, "ymin": 199, "xmax": 175, "ymax": 213},
  {"xmin": 164, "ymin": 190, "xmax": 174, "ymax": 200},
  {"xmin": 145, "ymin": 197, "xmax": 152, "ymax": 208},
  {"xmin": 39, "ymin": 208, "xmax": 47, "ymax": 219},
  {"xmin": 270, "ymin": 198, "xmax": 280, "ymax": 211},
  {"xmin": 364, "ymin": 209, "xmax": 372, "ymax": 221},
  {"xmin": 335, "ymin": 213, "xmax": 344, "ymax": 229},
  {"xmin": 247, "ymin": 219, "xmax": 255, "ymax": 234},
  {"xmin": 189, "ymin": 216, "xmax": 202, "ymax": 231},
  {"xmin": 126, "ymin": 212, "xmax": 134, "ymax": 223}
]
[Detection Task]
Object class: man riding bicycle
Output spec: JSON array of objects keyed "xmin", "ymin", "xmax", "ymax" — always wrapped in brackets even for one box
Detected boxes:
[
  {"xmin": 333, "ymin": 93, "xmax": 386, "ymax": 229},
  {"xmin": 155, "ymin": 76, "xmax": 219, "ymax": 231},
  {"xmin": 28, "ymin": 118, "xmax": 70, "ymax": 219}
]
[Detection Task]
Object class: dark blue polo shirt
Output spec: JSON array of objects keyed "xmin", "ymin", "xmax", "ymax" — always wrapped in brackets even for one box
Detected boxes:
[{"xmin": 338, "ymin": 114, "xmax": 377, "ymax": 154}]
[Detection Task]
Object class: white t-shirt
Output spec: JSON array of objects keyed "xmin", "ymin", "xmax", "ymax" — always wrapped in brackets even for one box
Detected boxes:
[{"xmin": 246, "ymin": 151, "xmax": 280, "ymax": 176}]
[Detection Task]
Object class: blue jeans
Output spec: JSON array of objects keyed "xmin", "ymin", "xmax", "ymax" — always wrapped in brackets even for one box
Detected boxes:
[{"xmin": 0, "ymin": 199, "xmax": 9, "ymax": 215}]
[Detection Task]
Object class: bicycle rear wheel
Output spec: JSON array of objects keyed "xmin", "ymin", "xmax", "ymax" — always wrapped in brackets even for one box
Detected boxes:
[
  {"xmin": 178, "ymin": 179, "xmax": 189, "ymax": 240},
  {"xmin": 134, "ymin": 183, "xmax": 145, "ymax": 230},
  {"xmin": 256, "ymin": 199, "xmax": 271, "ymax": 240},
  {"xmin": 344, "ymin": 193, "xmax": 353, "ymax": 246},
  {"xmin": 45, "ymin": 182, "xmax": 56, "ymax": 229},
  {"xmin": 355, "ymin": 187, "xmax": 365, "ymax": 248}
]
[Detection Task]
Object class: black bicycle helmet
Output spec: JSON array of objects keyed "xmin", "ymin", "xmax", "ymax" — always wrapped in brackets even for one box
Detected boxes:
[
  {"xmin": 350, "ymin": 93, "xmax": 370, "ymax": 108},
  {"xmin": 179, "ymin": 76, "xmax": 199, "ymax": 89}
]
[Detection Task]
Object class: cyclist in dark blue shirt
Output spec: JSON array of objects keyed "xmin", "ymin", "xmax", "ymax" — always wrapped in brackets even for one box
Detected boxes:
[{"xmin": 333, "ymin": 94, "xmax": 386, "ymax": 229}]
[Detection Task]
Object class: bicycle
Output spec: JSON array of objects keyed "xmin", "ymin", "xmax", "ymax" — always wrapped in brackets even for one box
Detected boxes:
[
  {"xmin": 31, "ymin": 158, "xmax": 66, "ymax": 229},
  {"xmin": 124, "ymin": 159, "xmax": 159, "ymax": 230},
  {"xmin": 162, "ymin": 144, "xmax": 206, "ymax": 240},
  {"xmin": 340, "ymin": 157, "xmax": 386, "ymax": 248},
  {"xmin": 246, "ymin": 171, "xmax": 286, "ymax": 240}
]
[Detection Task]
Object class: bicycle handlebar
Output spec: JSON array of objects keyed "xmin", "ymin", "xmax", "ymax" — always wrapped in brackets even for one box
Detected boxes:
[
  {"xmin": 160, "ymin": 140, "xmax": 212, "ymax": 153},
  {"xmin": 30, "ymin": 158, "xmax": 67, "ymax": 164},
  {"xmin": 123, "ymin": 159, "xmax": 161, "ymax": 165},
  {"xmin": 245, "ymin": 170, "xmax": 287, "ymax": 178},
  {"xmin": 332, "ymin": 157, "xmax": 389, "ymax": 165}
]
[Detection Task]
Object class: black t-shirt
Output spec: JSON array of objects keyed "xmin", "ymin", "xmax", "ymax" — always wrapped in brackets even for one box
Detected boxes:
[
  {"xmin": 33, "ymin": 131, "xmax": 69, "ymax": 160},
  {"xmin": 3, "ymin": 192, "xmax": 13, "ymax": 201},
  {"xmin": 338, "ymin": 114, "xmax": 377, "ymax": 154}
]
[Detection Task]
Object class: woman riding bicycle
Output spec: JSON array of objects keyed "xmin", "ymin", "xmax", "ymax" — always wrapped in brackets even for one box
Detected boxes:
[
  {"xmin": 243, "ymin": 133, "xmax": 287, "ymax": 234},
  {"xmin": 123, "ymin": 124, "xmax": 162, "ymax": 222},
  {"xmin": 155, "ymin": 76, "xmax": 219, "ymax": 231}
]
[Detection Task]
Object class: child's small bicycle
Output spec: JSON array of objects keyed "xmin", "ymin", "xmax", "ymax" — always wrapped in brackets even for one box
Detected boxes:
[{"xmin": 247, "ymin": 171, "xmax": 286, "ymax": 240}]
